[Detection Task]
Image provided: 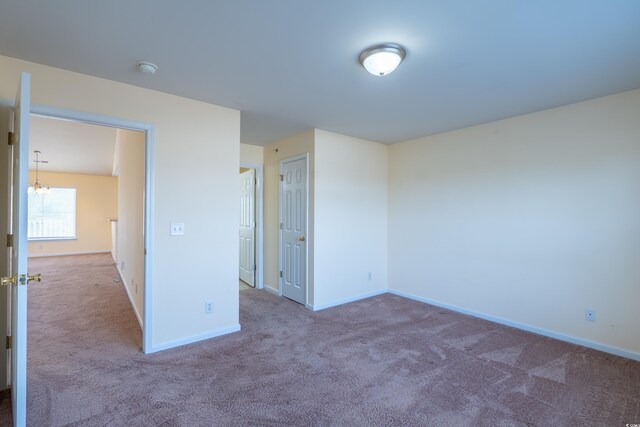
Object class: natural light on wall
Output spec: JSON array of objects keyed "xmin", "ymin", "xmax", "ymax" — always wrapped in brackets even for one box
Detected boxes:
[{"xmin": 27, "ymin": 188, "xmax": 77, "ymax": 240}]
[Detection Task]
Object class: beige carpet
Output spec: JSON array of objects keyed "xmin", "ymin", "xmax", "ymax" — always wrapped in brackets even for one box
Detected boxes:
[{"xmin": 0, "ymin": 253, "xmax": 637, "ymax": 425}]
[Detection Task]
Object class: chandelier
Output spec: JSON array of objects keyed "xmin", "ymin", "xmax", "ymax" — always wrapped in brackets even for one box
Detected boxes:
[{"xmin": 28, "ymin": 150, "xmax": 50, "ymax": 194}]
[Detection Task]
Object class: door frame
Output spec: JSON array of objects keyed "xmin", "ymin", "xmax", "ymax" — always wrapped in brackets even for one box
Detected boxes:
[
  {"xmin": 278, "ymin": 153, "xmax": 309, "ymax": 306},
  {"xmin": 30, "ymin": 103, "xmax": 155, "ymax": 354},
  {"xmin": 239, "ymin": 161, "xmax": 263, "ymax": 289}
]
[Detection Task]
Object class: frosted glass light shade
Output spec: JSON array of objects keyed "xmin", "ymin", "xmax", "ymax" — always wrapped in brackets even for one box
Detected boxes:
[{"xmin": 359, "ymin": 44, "xmax": 406, "ymax": 76}]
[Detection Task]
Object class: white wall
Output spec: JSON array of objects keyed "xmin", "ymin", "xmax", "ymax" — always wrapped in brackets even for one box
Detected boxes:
[
  {"xmin": 240, "ymin": 143, "xmax": 263, "ymax": 165},
  {"xmin": 313, "ymin": 130, "xmax": 388, "ymax": 309},
  {"xmin": 388, "ymin": 89, "xmax": 640, "ymax": 357},
  {"xmin": 115, "ymin": 129, "xmax": 145, "ymax": 326},
  {"xmin": 27, "ymin": 171, "xmax": 117, "ymax": 257},
  {"xmin": 0, "ymin": 55, "xmax": 240, "ymax": 351},
  {"xmin": 264, "ymin": 130, "xmax": 314, "ymax": 302}
]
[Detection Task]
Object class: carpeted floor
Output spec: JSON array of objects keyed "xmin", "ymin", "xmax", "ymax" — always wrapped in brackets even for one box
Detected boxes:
[{"xmin": 0, "ymin": 253, "xmax": 638, "ymax": 425}]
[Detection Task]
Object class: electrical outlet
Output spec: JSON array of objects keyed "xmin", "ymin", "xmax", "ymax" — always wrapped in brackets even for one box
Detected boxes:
[
  {"xmin": 170, "ymin": 222, "xmax": 185, "ymax": 236},
  {"xmin": 367, "ymin": 272, "xmax": 373, "ymax": 281},
  {"xmin": 205, "ymin": 300, "xmax": 214, "ymax": 315},
  {"xmin": 585, "ymin": 308, "xmax": 596, "ymax": 322},
  {"xmin": 120, "ymin": 260, "xmax": 125, "ymax": 271},
  {"xmin": 135, "ymin": 280, "xmax": 138, "ymax": 294}
]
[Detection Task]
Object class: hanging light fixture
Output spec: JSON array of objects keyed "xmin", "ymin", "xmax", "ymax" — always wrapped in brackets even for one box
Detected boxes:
[
  {"xmin": 359, "ymin": 43, "xmax": 407, "ymax": 76},
  {"xmin": 28, "ymin": 150, "xmax": 50, "ymax": 194}
]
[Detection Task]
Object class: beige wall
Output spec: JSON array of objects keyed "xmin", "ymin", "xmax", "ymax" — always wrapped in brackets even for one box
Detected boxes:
[
  {"xmin": 264, "ymin": 130, "xmax": 314, "ymax": 304},
  {"xmin": 115, "ymin": 129, "xmax": 145, "ymax": 326},
  {"xmin": 0, "ymin": 55, "xmax": 240, "ymax": 351},
  {"xmin": 388, "ymin": 89, "xmax": 640, "ymax": 356},
  {"xmin": 313, "ymin": 130, "xmax": 388, "ymax": 308},
  {"xmin": 240, "ymin": 143, "xmax": 263, "ymax": 165},
  {"xmin": 27, "ymin": 171, "xmax": 117, "ymax": 257}
]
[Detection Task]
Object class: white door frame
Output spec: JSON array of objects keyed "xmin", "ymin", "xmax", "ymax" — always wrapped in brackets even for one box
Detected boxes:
[
  {"xmin": 240, "ymin": 162, "xmax": 263, "ymax": 289},
  {"xmin": 278, "ymin": 153, "xmax": 309, "ymax": 306},
  {"xmin": 30, "ymin": 103, "xmax": 155, "ymax": 354}
]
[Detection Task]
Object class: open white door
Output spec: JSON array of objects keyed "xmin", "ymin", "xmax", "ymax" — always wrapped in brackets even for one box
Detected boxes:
[
  {"xmin": 6, "ymin": 72, "xmax": 31, "ymax": 427},
  {"xmin": 239, "ymin": 169, "xmax": 255, "ymax": 286}
]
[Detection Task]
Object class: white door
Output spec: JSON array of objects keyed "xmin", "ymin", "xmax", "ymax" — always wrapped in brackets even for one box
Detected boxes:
[
  {"xmin": 280, "ymin": 157, "xmax": 306, "ymax": 305},
  {"xmin": 239, "ymin": 169, "xmax": 255, "ymax": 286},
  {"xmin": 6, "ymin": 72, "xmax": 31, "ymax": 427}
]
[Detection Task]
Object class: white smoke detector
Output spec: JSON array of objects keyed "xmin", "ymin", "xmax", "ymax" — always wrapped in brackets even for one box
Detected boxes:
[{"xmin": 137, "ymin": 61, "xmax": 158, "ymax": 74}]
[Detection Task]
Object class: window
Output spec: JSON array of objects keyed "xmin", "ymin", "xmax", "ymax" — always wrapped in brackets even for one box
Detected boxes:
[{"xmin": 28, "ymin": 188, "xmax": 77, "ymax": 240}]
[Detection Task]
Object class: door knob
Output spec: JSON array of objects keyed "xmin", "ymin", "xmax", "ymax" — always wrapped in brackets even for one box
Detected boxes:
[
  {"xmin": 0, "ymin": 275, "xmax": 17, "ymax": 287},
  {"xmin": 27, "ymin": 273, "xmax": 42, "ymax": 283},
  {"xmin": 297, "ymin": 236, "xmax": 305, "ymax": 242}
]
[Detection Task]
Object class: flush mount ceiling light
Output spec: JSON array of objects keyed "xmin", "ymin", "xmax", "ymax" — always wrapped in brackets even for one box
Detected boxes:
[
  {"xmin": 359, "ymin": 43, "xmax": 406, "ymax": 76},
  {"xmin": 137, "ymin": 61, "xmax": 158, "ymax": 74}
]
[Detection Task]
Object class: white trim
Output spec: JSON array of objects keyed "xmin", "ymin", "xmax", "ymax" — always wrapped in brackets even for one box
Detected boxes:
[
  {"xmin": 116, "ymin": 264, "xmax": 143, "ymax": 330},
  {"xmin": 30, "ymin": 104, "xmax": 155, "ymax": 354},
  {"xmin": 147, "ymin": 324, "xmax": 241, "ymax": 353},
  {"xmin": 312, "ymin": 289, "xmax": 387, "ymax": 311},
  {"xmin": 28, "ymin": 250, "xmax": 110, "ymax": 258},
  {"xmin": 278, "ymin": 154, "xmax": 309, "ymax": 306},
  {"xmin": 388, "ymin": 289, "xmax": 640, "ymax": 362},
  {"xmin": 240, "ymin": 161, "xmax": 263, "ymax": 290},
  {"xmin": 263, "ymin": 285, "xmax": 280, "ymax": 296}
]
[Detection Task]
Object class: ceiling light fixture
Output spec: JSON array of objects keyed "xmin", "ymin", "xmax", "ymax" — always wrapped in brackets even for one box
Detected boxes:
[
  {"xmin": 28, "ymin": 150, "xmax": 50, "ymax": 194},
  {"xmin": 137, "ymin": 61, "xmax": 158, "ymax": 74},
  {"xmin": 359, "ymin": 43, "xmax": 406, "ymax": 76}
]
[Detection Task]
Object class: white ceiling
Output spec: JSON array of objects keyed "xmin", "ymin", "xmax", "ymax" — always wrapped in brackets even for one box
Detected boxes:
[
  {"xmin": 1, "ymin": 1, "xmax": 639, "ymax": 146},
  {"xmin": 30, "ymin": 115, "xmax": 117, "ymax": 176}
]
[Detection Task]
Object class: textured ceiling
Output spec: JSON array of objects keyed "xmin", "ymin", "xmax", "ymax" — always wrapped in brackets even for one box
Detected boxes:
[
  {"xmin": 1, "ymin": 0, "xmax": 639, "ymax": 145},
  {"xmin": 30, "ymin": 115, "xmax": 117, "ymax": 176}
]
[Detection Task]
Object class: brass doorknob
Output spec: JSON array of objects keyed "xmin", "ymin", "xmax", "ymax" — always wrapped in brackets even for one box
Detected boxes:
[
  {"xmin": 297, "ymin": 236, "xmax": 305, "ymax": 242},
  {"xmin": 0, "ymin": 275, "xmax": 17, "ymax": 287},
  {"xmin": 27, "ymin": 273, "xmax": 42, "ymax": 283}
]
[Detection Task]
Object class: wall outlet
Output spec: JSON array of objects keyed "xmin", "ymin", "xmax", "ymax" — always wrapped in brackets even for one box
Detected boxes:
[
  {"xmin": 134, "ymin": 280, "xmax": 138, "ymax": 294},
  {"xmin": 367, "ymin": 272, "xmax": 373, "ymax": 281},
  {"xmin": 120, "ymin": 260, "xmax": 125, "ymax": 271},
  {"xmin": 205, "ymin": 300, "xmax": 214, "ymax": 315},
  {"xmin": 170, "ymin": 222, "xmax": 185, "ymax": 236},
  {"xmin": 585, "ymin": 308, "xmax": 596, "ymax": 322}
]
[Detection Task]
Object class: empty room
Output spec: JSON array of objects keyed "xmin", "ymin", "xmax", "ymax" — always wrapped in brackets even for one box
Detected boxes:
[{"xmin": 0, "ymin": 1, "xmax": 639, "ymax": 426}]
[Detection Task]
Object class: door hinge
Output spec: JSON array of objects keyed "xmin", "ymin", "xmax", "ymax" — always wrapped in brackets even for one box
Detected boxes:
[
  {"xmin": 8, "ymin": 132, "xmax": 14, "ymax": 146},
  {"xmin": 279, "ymin": 223, "xmax": 283, "ymax": 230},
  {"xmin": 6, "ymin": 234, "xmax": 13, "ymax": 248},
  {"xmin": 255, "ymin": 177, "xmax": 258, "ymax": 186},
  {"xmin": 6, "ymin": 336, "xmax": 11, "ymax": 350},
  {"xmin": 253, "ymin": 265, "xmax": 257, "ymax": 271},
  {"xmin": 279, "ymin": 271, "xmax": 283, "ymax": 278},
  {"xmin": 280, "ymin": 174, "xmax": 283, "ymax": 182}
]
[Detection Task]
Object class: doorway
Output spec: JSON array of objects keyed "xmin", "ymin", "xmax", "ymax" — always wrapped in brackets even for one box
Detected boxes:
[
  {"xmin": 239, "ymin": 162, "xmax": 263, "ymax": 291},
  {"xmin": 27, "ymin": 104, "xmax": 155, "ymax": 354},
  {"xmin": 27, "ymin": 113, "xmax": 146, "ymax": 326},
  {"xmin": 279, "ymin": 155, "xmax": 308, "ymax": 305}
]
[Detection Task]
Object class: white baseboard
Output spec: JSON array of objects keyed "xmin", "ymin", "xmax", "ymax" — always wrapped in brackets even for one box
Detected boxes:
[
  {"xmin": 264, "ymin": 285, "xmax": 280, "ymax": 296},
  {"xmin": 116, "ymin": 265, "xmax": 143, "ymax": 331},
  {"xmin": 313, "ymin": 289, "xmax": 388, "ymax": 312},
  {"xmin": 28, "ymin": 250, "xmax": 110, "ymax": 258},
  {"xmin": 388, "ymin": 289, "xmax": 640, "ymax": 362},
  {"xmin": 148, "ymin": 324, "xmax": 241, "ymax": 353}
]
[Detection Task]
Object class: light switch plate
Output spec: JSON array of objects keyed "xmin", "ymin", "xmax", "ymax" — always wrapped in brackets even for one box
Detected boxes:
[{"xmin": 170, "ymin": 222, "xmax": 185, "ymax": 236}]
